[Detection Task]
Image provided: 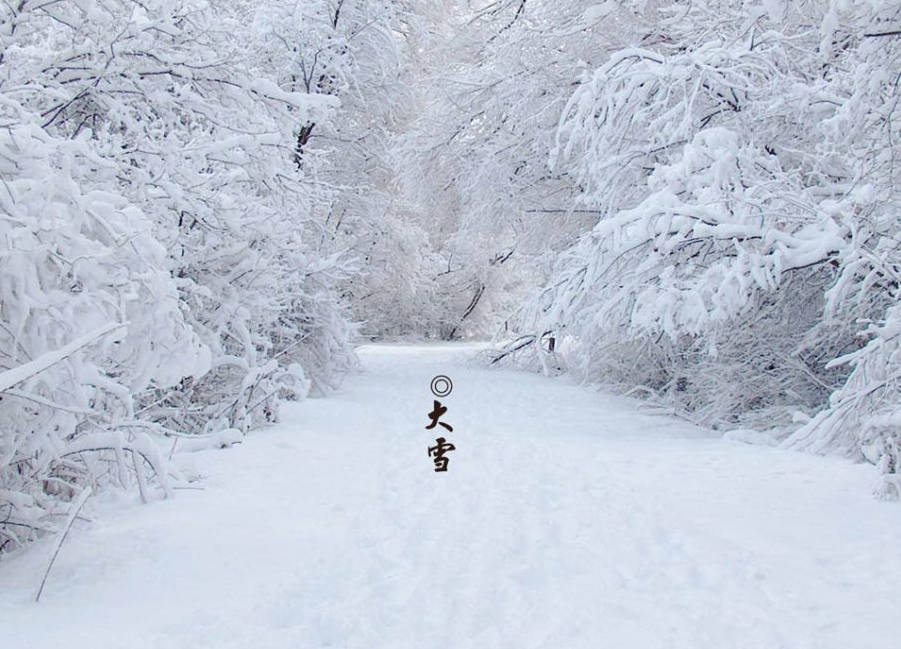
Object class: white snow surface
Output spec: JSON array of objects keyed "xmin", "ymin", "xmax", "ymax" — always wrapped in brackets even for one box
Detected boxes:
[{"xmin": 1, "ymin": 343, "xmax": 899, "ymax": 649}]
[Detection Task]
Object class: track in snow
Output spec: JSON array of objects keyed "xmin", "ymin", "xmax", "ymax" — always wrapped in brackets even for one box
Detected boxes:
[{"xmin": 1, "ymin": 343, "xmax": 899, "ymax": 649}]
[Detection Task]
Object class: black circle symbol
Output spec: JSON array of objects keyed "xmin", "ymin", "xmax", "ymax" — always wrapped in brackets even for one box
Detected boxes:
[{"xmin": 430, "ymin": 375, "xmax": 453, "ymax": 398}]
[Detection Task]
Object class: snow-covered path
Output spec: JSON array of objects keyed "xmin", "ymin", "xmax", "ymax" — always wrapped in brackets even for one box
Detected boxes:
[{"xmin": 2, "ymin": 343, "xmax": 899, "ymax": 649}]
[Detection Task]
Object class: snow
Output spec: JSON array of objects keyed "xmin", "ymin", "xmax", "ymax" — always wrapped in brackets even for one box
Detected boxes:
[
  {"xmin": 581, "ymin": 2, "xmax": 618, "ymax": 24},
  {"xmin": 1, "ymin": 343, "xmax": 899, "ymax": 649},
  {"xmin": 0, "ymin": 322, "xmax": 125, "ymax": 393},
  {"xmin": 761, "ymin": 0, "xmax": 787, "ymax": 23},
  {"xmin": 245, "ymin": 78, "xmax": 339, "ymax": 115},
  {"xmin": 722, "ymin": 428, "xmax": 780, "ymax": 446}
]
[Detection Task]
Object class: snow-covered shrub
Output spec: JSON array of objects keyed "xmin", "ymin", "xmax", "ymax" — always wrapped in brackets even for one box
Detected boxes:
[
  {"xmin": 508, "ymin": 0, "xmax": 901, "ymax": 487},
  {"xmin": 6, "ymin": 0, "xmax": 356, "ymax": 413},
  {"xmin": 787, "ymin": 305, "xmax": 901, "ymax": 500},
  {"xmin": 0, "ymin": 119, "xmax": 209, "ymax": 551},
  {"xmin": 0, "ymin": 0, "xmax": 363, "ymax": 551}
]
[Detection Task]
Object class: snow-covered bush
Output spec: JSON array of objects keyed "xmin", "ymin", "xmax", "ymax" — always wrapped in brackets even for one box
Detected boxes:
[
  {"xmin": 0, "ymin": 118, "xmax": 210, "ymax": 551},
  {"xmin": 0, "ymin": 0, "xmax": 363, "ymax": 551},
  {"xmin": 505, "ymin": 0, "xmax": 901, "ymax": 491}
]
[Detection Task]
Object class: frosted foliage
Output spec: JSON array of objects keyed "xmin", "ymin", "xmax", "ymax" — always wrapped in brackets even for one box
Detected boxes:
[
  {"xmin": 3, "ymin": 0, "xmax": 900, "ymax": 552},
  {"xmin": 0, "ymin": 0, "xmax": 363, "ymax": 551},
  {"xmin": 502, "ymin": 0, "xmax": 901, "ymax": 491},
  {"xmin": 0, "ymin": 122, "xmax": 209, "ymax": 550}
]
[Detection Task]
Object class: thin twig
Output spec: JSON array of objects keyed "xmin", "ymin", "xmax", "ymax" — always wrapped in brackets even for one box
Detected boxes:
[{"xmin": 34, "ymin": 487, "xmax": 92, "ymax": 602}]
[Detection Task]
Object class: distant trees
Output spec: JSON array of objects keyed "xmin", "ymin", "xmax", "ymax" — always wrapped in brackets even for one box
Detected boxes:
[
  {"xmin": 393, "ymin": 0, "xmax": 610, "ymax": 338},
  {"xmin": 245, "ymin": 0, "xmax": 453, "ymax": 340}
]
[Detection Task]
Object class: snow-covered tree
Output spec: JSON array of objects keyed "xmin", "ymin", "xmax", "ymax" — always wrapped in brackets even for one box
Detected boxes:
[
  {"xmin": 0, "ymin": 118, "xmax": 210, "ymax": 551},
  {"xmin": 505, "ymin": 0, "xmax": 901, "ymax": 493},
  {"xmin": 394, "ymin": 0, "xmax": 649, "ymax": 338},
  {"xmin": 244, "ymin": 0, "xmax": 446, "ymax": 340},
  {"xmin": 0, "ymin": 0, "xmax": 364, "ymax": 550}
]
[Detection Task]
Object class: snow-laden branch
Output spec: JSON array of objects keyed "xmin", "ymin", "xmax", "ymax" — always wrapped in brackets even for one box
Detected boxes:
[{"xmin": 0, "ymin": 323, "xmax": 126, "ymax": 394}]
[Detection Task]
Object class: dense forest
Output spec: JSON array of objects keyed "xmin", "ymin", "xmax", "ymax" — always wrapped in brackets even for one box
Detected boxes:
[{"xmin": 2, "ymin": 0, "xmax": 900, "ymax": 554}]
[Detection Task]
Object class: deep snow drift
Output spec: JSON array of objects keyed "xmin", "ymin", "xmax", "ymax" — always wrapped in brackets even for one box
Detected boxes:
[{"xmin": 1, "ymin": 343, "xmax": 899, "ymax": 649}]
